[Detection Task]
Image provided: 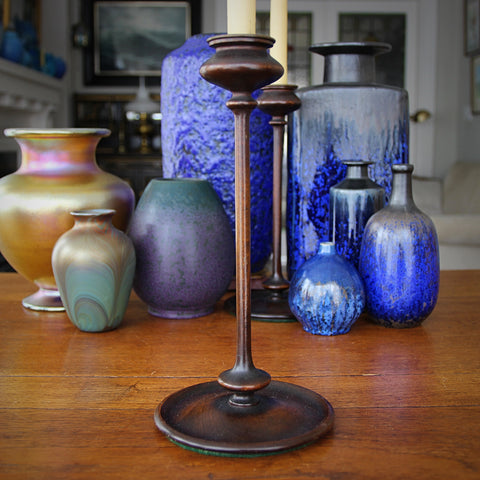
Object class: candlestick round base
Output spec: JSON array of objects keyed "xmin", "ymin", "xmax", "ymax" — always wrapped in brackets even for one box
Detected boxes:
[
  {"xmin": 224, "ymin": 291, "xmax": 296, "ymax": 322},
  {"xmin": 154, "ymin": 380, "xmax": 334, "ymax": 457}
]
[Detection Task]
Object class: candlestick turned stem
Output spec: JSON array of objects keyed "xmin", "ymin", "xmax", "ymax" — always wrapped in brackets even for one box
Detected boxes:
[{"xmin": 250, "ymin": 84, "xmax": 301, "ymax": 321}]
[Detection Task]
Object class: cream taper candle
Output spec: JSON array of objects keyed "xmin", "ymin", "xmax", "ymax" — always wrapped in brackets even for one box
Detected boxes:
[
  {"xmin": 269, "ymin": 0, "xmax": 288, "ymax": 84},
  {"xmin": 227, "ymin": 0, "xmax": 256, "ymax": 34}
]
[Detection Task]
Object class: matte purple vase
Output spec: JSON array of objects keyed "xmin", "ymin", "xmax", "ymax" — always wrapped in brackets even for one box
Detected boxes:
[{"xmin": 128, "ymin": 178, "xmax": 235, "ymax": 318}]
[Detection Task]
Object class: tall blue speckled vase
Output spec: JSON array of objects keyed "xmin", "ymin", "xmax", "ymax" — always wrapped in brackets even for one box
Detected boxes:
[
  {"xmin": 288, "ymin": 242, "xmax": 365, "ymax": 335},
  {"xmin": 329, "ymin": 160, "xmax": 385, "ymax": 268},
  {"xmin": 161, "ymin": 34, "xmax": 274, "ymax": 272},
  {"xmin": 359, "ymin": 164, "xmax": 440, "ymax": 328},
  {"xmin": 287, "ymin": 42, "xmax": 409, "ymax": 278}
]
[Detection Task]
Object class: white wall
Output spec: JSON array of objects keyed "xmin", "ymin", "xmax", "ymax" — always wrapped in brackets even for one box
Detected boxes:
[{"xmin": 435, "ymin": 0, "xmax": 480, "ymax": 177}]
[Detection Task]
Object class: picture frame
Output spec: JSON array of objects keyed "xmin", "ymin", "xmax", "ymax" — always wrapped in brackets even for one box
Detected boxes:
[
  {"xmin": 83, "ymin": 0, "xmax": 202, "ymax": 86},
  {"xmin": 471, "ymin": 55, "xmax": 480, "ymax": 114},
  {"xmin": 465, "ymin": 0, "xmax": 480, "ymax": 56}
]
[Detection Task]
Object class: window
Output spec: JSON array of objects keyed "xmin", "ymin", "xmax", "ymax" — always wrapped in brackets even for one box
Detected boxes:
[
  {"xmin": 339, "ymin": 13, "xmax": 406, "ymax": 88},
  {"xmin": 257, "ymin": 12, "xmax": 312, "ymax": 87}
]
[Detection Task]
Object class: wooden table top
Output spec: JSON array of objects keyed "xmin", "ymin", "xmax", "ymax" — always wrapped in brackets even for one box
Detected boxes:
[{"xmin": 0, "ymin": 270, "xmax": 479, "ymax": 479}]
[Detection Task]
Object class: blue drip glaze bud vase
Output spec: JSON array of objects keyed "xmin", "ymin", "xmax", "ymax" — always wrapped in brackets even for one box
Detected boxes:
[
  {"xmin": 52, "ymin": 209, "xmax": 136, "ymax": 332},
  {"xmin": 329, "ymin": 160, "xmax": 385, "ymax": 268},
  {"xmin": 359, "ymin": 164, "xmax": 440, "ymax": 328},
  {"xmin": 288, "ymin": 242, "xmax": 365, "ymax": 335}
]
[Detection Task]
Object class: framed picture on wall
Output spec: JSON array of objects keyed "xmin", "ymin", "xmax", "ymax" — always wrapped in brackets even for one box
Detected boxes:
[
  {"xmin": 465, "ymin": 0, "xmax": 480, "ymax": 55},
  {"xmin": 83, "ymin": 0, "xmax": 202, "ymax": 86},
  {"xmin": 471, "ymin": 55, "xmax": 480, "ymax": 114}
]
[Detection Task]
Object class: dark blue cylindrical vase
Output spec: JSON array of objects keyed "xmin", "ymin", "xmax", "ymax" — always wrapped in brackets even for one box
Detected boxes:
[
  {"xmin": 161, "ymin": 34, "xmax": 274, "ymax": 272},
  {"xmin": 288, "ymin": 242, "xmax": 365, "ymax": 335},
  {"xmin": 287, "ymin": 42, "xmax": 409, "ymax": 277},
  {"xmin": 329, "ymin": 160, "xmax": 385, "ymax": 268},
  {"xmin": 359, "ymin": 164, "xmax": 440, "ymax": 328},
  {"xmin": 128, "ymin": 179, "xmax": 235, "ymax": 319}
]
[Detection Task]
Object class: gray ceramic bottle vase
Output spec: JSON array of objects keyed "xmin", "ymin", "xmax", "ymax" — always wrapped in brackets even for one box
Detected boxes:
[
  {"xmin": 161, "ymin": 33, "xmax": 274, "ymax": 272},
  {"xmin": 52, "ymin": 209, "xmax": 136, "ymax": 333},
  {"xmin": 287, "ymin": 42, "xmax": 409, "ymax": 278},
  {"xmin": 329, "ymin": 160, "xmax": 385, "ymax": 269},
  {"xmin": 128, "ymin": 178, "xmax": 235, "ymax": 319}
]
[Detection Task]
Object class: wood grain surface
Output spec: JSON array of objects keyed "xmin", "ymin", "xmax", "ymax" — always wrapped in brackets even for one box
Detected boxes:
[{"xmin": 0, "ymin": 271, "xmax": 479, "ymax": 479}]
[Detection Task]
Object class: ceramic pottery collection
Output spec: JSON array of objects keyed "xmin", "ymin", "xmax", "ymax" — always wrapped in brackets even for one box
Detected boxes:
[
  {"xmin": 287, "ymin": 42, "xmax": 409, "ymax": 277},
  {"xmin": 128, "ymin": 178, "xmax": 235, "ymax": 319},
  {"xmin": 0, "ymin": 128, "xmax": 135, "ymax": 311},
  {"xmin": 329, "ymin": 160, "xmax": 385, "ymax": 268},
  {"xmin": 288, "ymin": 242, "xmax": 365, "ymax": 335},
  {"xmin": 161, "ymin": 34, "xmax": 274, "ymax": 272},
  {"xmin": 52, "ymin": 209, "xmax": 136, "ymax": 332},
  {"xmin": 359, "ymin": 164, "xmax": 440, "ymax": 328},
  {"xmin": 0, "ymin": 39, "xmax": 439, "ymax": 334}
]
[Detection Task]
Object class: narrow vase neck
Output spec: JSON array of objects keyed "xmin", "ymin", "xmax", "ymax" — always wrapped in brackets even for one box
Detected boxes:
[
  {"xmin": 389, "ymin": 164, "xmax": 415, "ymax": 207},
  {"xmin": 324, "ymin": 54, "xmax": 376, "ymax": 83},
  {"xmin": 318, "ymin": 242, "xmax": 336, "ymax": 256},
  {"xmin": 72, "ymin": 209, "xmax": 115, "ymax": 229},
  {"xmin": 345, "ymin": 161, "xmax": 372, "ymax": 179},
  {"xmin": 14, "ymin": 135, "xmax": 103, "ymax": 174},
  {"xmin": 309, "ymin": 42, "xmax": 391, "ymax": 84}
]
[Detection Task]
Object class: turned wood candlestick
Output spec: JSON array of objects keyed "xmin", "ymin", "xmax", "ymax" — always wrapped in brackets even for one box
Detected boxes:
[
  {"xmin": 251, "ymin": 84, "xmax": 301, "ymax": 321},
  {"xmin": 154, "ymin": 34, "xmax": 334, "ymax": 456},
  {"xmin": 224, "ymin": 85, "xmax": 300, "ymax": 321}
]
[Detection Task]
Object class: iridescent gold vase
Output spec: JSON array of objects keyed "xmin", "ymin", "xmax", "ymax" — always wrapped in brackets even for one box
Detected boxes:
[
  {"xmin": 0, "ymin": 128, "xmax": 135, "ymax": 311},
  {"xmin": 52, "ymin": 209, "xmax": 136, "ymax": 332}
]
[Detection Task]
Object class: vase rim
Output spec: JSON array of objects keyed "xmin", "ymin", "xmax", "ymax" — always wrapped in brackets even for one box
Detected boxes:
[
  {"xmin": 4, "ymin": 128, "xmax": 111, "ymax": 138},
  {"xmin": 309, "ymin": 42, "xmax": 391, "ymax": 57},
  {"xmin": 150, "ymin": 177, "xmax": 210, "ymax": 184},
  {"xmin": 70, "ymin": 208, "xmax": 116, "ymax": 217},
  {"xmin": 318, "ymin": 242, "xmax": 336, "ymax": 253},
  {"xmin": 392, "ymin": 163, "xmax": 414, "ymax": 173},
  {"xmin": 342, "ymin": 160, "xmax": 373, "ymax": 166}
]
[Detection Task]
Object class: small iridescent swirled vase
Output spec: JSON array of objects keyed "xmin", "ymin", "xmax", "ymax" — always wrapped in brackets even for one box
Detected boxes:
[
  {"xmin": 52, "ymin": 209, "xmax": 136, "ymax": 332},
  {"xmin": 287, "ymin": 42, "xmax": 409, "ymax": 278},
  {"xmin": 359, "ymin": 164, "xmax": 440, "ymax": 328},
  {"xmin": 288, "ymin": 242, "xmax": 365, "ymax": 336},
  {"xmin": 329, "ymin": 160, "xmax": 385, "ymax": 269}
]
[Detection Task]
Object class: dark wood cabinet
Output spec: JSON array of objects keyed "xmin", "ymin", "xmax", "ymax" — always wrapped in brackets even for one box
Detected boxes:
[{"xmin": 73, "ymin": 94, "xmax": 163, "ymax": 199}]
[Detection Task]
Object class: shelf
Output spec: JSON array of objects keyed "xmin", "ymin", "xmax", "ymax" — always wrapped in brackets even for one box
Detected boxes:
[{"xmin": 0, "ymin": 58, "xmax": 63, "ymax": 148}]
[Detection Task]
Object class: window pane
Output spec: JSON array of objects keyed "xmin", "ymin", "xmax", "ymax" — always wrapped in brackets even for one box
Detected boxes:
[
  {"xmin": 257, "ymin": 12, "xmax": 312, "ymax": 87},
  {"xmin": 339, "ymin": 13, "xmax": 406, "ymax": 88}
]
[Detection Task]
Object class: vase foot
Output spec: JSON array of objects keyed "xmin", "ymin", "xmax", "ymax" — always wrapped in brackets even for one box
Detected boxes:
[
  {"xmin": 155, "ymin": 380, "xmax": 334, "ymax": 457},
  {"xmin": 147, "ymin": 305, "xmax": 214, "ymax": 319},
  {"xmin": 22, "ymin": 288, "xmax": 65, "ymax": 312}
]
